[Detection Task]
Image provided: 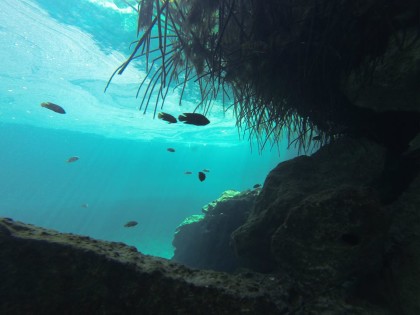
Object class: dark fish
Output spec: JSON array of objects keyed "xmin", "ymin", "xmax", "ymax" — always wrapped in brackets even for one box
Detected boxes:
[
  {"xmin": 198, "ymin": 171, "xmax": 206, "ymax": 182},
  {"xmin": 184, "ymin": 171, "xmax": 192, "ymax": 175},
  {"xmin": 124, "ymin": 221, "xmax": 138, "ymax": 228},
  {"xmin": 167, "ymin": 148, "xmax": 175, "ymax": 152},
  {"xmin": 158, "ymin": 112, "xmax": 177, "ymax": 123},
  {"xmin": 41, "ymin": 102, "xmax": 66, "ymax": 114},
  {"xmin": 253, "ymin": 184, "xmax": 261, "ymax": 189},
  {"xmin": 80, "ymin": 203, "xmax": 89, "ymax": 208},
  {"xmin": 202, "ymin": 169, "xmax": 210, "ymax": 173},
  {"xmin": 178, "ymin": 113, "xmax": 210, "ymax": 126},
  {"xmin": 312, "ymin": 135, "xmax": 321, "ymax": 141},
  {"xmin": 67, "ymin": 156, "xmax": 79, "ymax": 163}
]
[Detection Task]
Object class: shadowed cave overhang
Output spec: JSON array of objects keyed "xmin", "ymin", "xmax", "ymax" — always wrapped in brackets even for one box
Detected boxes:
[{"xmin": 112, "ymin": 0, "xmax": 420, "ymax": 152}]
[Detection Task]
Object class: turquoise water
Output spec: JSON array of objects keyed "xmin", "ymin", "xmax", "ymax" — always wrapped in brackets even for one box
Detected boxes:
[{"xmin": 0, "ymin": 0, "xmax": 298, "ymax": 258}]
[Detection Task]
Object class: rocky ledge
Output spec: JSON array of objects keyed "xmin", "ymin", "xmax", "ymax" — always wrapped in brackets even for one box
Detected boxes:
[
  {"xmin": 1, "ymin": 137, "xmax": 419, "ymax": 314},
  {"xmin": 172, "ymin": 189, "xmax": 259, "ymax": 272},
  {"xmin": 171, "ymin": 136, "xmax": 420, "ymax": 315},
  {"xmin": 0, "ymin": 217, "xmax": 281, "ymax": 314},
  {"xmin": 0, "ymin": 213, "xmax": 395, "ymax": 315}
]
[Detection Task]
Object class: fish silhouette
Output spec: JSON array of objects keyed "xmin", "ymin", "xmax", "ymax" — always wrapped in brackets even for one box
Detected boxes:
[
  {"xmin": 178, "ymin": 113, "xmax": 210, "ymax": 126},
  {"xmin": 41, "ymin": 102, "xmax": 66, "ymax": 114}
]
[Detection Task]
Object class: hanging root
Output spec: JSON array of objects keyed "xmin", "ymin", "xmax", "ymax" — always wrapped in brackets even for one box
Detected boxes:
[{"xmin": 107, "ymin": 0, "xmax": 420, "ymax": 153}]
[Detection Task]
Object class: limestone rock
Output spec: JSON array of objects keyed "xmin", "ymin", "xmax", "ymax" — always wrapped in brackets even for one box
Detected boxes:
[
  {"xmin": 172, "ymin": 189, "xmax": 258, "ymax": 272},
  {"xmin": 0, "ymin": 215, "xmax": 391, "ymax": 314},
  {"xmin": 271, "ymin": 186, "xmax": 387, "ymax": 289},
  {"xmin": 387, "ymin": 170, "xmax": 420, "ymax": 315},
  {"xmin": 232, "ymin": 137, "xmax": 387, "ymax": 273},
  {"xmin": 230, "ymin": 136, "xmax": 420, "ymax": 314},
  {"xmin": 0, "ymin": 217, "xmax": 281, "ymax": 314},
  {"xmin": 202, "ymin": 190, "xmax": 242, "ymax": 214}
]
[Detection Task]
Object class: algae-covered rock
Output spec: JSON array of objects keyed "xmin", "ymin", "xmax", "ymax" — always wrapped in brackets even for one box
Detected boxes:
[
  {"xmin": 172, "ymin": 189, "xmax": 258, "ymax": 272},
  {"xmin": 201, "ymin": 189, "xmax": 242, "ymax": 214},
  {"xmin": 177, "ymin": 214, "xmax": 205, "ymax": 227}
]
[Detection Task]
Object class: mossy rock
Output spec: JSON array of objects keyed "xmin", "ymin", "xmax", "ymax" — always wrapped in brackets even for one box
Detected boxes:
[
  {"xmin": 202, "ymin": 190, "xmax": 242, "ymax": 213},
  {"xmin": 176, "ymin": 214, "xmax": 205, "ymax": 228}
]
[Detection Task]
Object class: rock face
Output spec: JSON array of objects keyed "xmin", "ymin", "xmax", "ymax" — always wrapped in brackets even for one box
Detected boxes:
[
  {"xmin": 1, "ymin": 216, "xmax": 400, "ymax": 314},
  {"xmin": 172, "ymin": 190, "xmax": 259, "ymax": 272},
  {"xmin": 232, "ymin": 138, "xmax": 388, "ymax": 275},
  {"xmin": 342, "ymin": 30, "xmax": 420, "ymax": 114},
  {"xmin": 170, "ymin": 137, "xmax": 420, "ymax": 314},
  {"xmin": 387, "ymin": 160, "xmax": 420, "ymax": 315},
  {"xmin": 229, "ymin": 137, "xmax": 420, "ymax": 314},
  {"xmin": 0, "ymin": 217, "xmax": 281, "ymax": 315},
  {"xmin": 2, "ymin": 135, "xmax": 419, "ymax": 314}
]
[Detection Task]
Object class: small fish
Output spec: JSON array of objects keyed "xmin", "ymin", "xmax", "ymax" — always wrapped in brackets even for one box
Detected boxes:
[
  {"xmin": 67, "ymin": 156, "xmax": 79, "ymax": 163},
  {"xmin": 198, "ymin": 171, "xmax": 206, "ymax": 182},
  {"xmin": 41, "ymin": 102, "xmax": 66, "ymax": 114},
  {"xmin": 184, "ymin": 171, "xmax": 192, "ymax": 175},
  {"xmin": 124, "ymin": 221, "xmax": 138, "ymax": 228},
  {"xmin": 80, "ymin": 203, "xmax": 89, "ymax": 208},
  {"xmin": 178, "ymin": 113, "xmax": 210, "ymax": 126},
  {"xmin": 253, "ymin": 184, "xmax": 261, "ymax": 189},
  {"xmin": 312, "ymin": 135, "xmax": 322, "ymax": 141},
  {"xmin": 158, "ymin": 112, "xmax": 177, "ymax": 124},
  {"xmin": 202, "ymin": 169, "xmax": 210, "ymax": 173},
  {"xmin": 167, "ymin": 148, "xmax": 175, "ymax": 152}
]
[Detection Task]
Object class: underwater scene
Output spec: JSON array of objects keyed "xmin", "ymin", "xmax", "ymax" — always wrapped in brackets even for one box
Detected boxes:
[{"xmin": 0, "ymin": 0, "xmax": 299, "ymax": 258}]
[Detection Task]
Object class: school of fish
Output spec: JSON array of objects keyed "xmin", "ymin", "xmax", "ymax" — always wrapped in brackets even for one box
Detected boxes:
[{"xmin": 38, "ymin": 101, "xmax": 241, "ymax": 232}]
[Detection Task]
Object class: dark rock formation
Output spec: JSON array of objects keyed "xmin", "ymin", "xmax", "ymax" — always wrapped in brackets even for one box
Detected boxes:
[
  {"xmin": 3, "ymin": 133, "xmax": 419, "ymax": 314},
  {"xmin": 172, "ymin": 190, "xmax": 259, "ymax": 272},
  {"xmin": 2, "ymin": 216, "xmax": 400, "ymax": 314},
  {"xmin": 342, "ymin": 29, "xmax": 420, "ymax": 114},
  {"xmin": 386, "ymin": 162, "xmax": 420, "ymax": 314},
  {"xmin": 230, "ymin": 137, "xmax": 420, "ymax": 314},
  {"xmin": 170, "ymin": 137, "xmax": 420, "ymax": 314},
  {"xmin": 232, "ymin": 138, "xmax": 388, "ymax": 274},
  {"xmin": 0, "ymin": 217, "xmax": 281, "ymax": 315}
]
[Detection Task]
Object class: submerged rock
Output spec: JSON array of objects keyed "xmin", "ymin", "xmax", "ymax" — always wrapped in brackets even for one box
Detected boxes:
[
  {"xmin": 201, "ymin": 189, "xmax": 242, "ymax": 214},
  {"xmin": 2, "ymin": 215, "xmax": 393, "ymax": 314},
  {"xmin": 232, "ymin": 137, "xmax": 388, "ymax": 275},
  {"xmin": 0, "ymin": 217, "xmax": 281, "ymax": 314},
  {"xmin": 170, "ymin": 135, "xmax": 420, "ymax": 313},
  {"xmin": 387, "ymin": 170, "xmax": 420, "ymax": 315},
  {"xmin": 229, "ymin": 136, "xmax": 420, "ymax": 314},
  {"xmin": 3, "ymin": 133, "xmax": 418, "ymax": 314},
  {"xmin": 172, "ymin": 189, "xmax": 258, "ymax": 272},
  {"xmin": 270, "ymin": 186, "xmax": 387, "ymax": 288}
]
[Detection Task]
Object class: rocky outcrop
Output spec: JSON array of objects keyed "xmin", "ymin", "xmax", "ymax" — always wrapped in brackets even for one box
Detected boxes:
[
  {"xmin": 229, "ymin": 137, "xmax": 420, "ymax": 314},
  {"xmin": 172, "ymin": 190, "xmax": 259, "ymax": 272},
  {"xmin": 232, "ymin": 137, "xmax": 388, "ymax": 275},
  {"xmin": 387, "ymin": 159, "xmax": 420, "ymax": 315},
  {"xmin": 3, "ymin": 134, "xmax": 419, "ymax": 314},
  {"xmin": 1, "ymin": 216, "xmax": 398, "ymax": 314},
  {"xmin": 0, "ymin": 217, "xmax": 281, "ymax": 314}
]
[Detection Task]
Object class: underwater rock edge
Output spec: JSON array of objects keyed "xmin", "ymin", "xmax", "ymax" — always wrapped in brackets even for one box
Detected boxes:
[
  {"xmin": 0, "ymin": 217, "xmax": 281, "ymax": 314},
  {"xmin": 0, "ymin": 216, "xmax": 391, "ymax": 314},
  {"xmin": 172, "ymin": 189, "xmax": 259, "ymax": 272}
]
